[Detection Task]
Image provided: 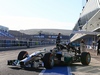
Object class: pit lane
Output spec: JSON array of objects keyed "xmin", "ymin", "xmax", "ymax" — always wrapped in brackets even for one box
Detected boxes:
[{"xmin": 0, "ymin": 46, "xmax": 100, "ymax": 75}]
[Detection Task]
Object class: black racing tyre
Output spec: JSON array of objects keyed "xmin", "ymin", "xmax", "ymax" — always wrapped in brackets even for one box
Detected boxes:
[
  {"xmin": 43, "ymin": 53, "xmax": 54, "ymax": 69},
  {"xmin": 17, "ymin": 51, "xmax": 28, "ymax": 60},
  {"xmin": 81, "ymin": 52, "xmax": 91, "ymax": 65}
]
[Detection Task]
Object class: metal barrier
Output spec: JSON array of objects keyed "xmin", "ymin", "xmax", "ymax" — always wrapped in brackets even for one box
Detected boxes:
[{"xmin": 0, "ymin": 39, "xmax": 55, "ymax": 50}]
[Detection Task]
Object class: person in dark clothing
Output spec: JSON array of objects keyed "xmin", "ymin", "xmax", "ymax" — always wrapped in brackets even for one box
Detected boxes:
[
  {"xmin": 97, "ymin": 37, "xmax": 100, "ymax": 55},
  {"xmin": 56, "ymin": 33, "xmax": 61, "ymax": 47},
  {"xmin": 56, "ymin": 33, "xmax": 61, "ymax": 44},
  {"xmin": 56, "ymin": 33, "xmax": 62, "ymax": 61}
]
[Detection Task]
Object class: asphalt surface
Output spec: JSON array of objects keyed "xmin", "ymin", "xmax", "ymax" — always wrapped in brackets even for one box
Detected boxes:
[{"xmin": 0, "ymin": 46, "xmax": 100, "ymax": 75}]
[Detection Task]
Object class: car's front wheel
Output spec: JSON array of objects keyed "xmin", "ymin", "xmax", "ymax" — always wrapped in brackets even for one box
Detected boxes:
[
  {"xmin": 43, "ymin": 53, "xmax": 54, "ymax": 69},
  {"xmin": 17, "ymin": 51, "xmax": 28, "ymax": 60}
]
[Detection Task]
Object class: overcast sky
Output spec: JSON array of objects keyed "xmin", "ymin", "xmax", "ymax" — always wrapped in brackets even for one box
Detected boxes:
[{"xmin": 0, "ymin": 0, "xmax": 86, "ymax": 30}]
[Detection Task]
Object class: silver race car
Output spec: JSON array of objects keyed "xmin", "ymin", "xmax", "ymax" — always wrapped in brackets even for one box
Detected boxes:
[{"xmin": 7, "ymin": 43, "xmax": 91, "ymax": 69}]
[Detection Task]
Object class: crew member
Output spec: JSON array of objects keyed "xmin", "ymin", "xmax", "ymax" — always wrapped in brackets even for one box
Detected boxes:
[
  {"xmin": 56, "ymin": 33, "xmax": 61, "ymax": 50},
  {"xmin": 56, "ymin": 33, "xmax": 62, "ymax": 61},
  {"xmin": 80, "ymin": 39, "xmax": 86, "ymax": 53},
  {"xmin": 56, "ymin": 33, "xmax": 61, "ymax": 47}
]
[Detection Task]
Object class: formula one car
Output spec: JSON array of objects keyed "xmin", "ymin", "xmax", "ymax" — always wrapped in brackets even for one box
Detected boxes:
[{"xmin": 7, "ymin": 43, "xmax": 91, "ymax": 69}]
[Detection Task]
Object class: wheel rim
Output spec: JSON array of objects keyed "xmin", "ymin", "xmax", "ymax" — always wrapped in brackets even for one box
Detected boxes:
[
  {"xmin": 50, "ymin": 56, "xmax": 54, "ymax": 67},
  {"xmin": 87, "ymin": 54, "xmax": 91, "ymax": 63}
]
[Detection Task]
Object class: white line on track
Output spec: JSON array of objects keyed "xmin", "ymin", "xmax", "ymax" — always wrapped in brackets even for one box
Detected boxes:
[
  {"xmin": 39, "ymin": 69, "xmax": 46, "ymax": 75},
  {"xmin": 67, "ymin": 67, "xmax": 72, "ymax": 75}
]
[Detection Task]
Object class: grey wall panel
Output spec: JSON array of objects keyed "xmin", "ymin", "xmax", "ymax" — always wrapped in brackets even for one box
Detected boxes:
[{"xmin": 81, "ymin": 0, "xmax": 99, "ymax": 17}]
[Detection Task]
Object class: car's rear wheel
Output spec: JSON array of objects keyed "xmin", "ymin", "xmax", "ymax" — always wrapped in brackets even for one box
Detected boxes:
[
  {"xmin": 81, "ymin": 52, "xmax": 91, "ymax": 65},
  {"xmin": 43, "ymin": 53, "xmax": 54, "ymax": 69}
]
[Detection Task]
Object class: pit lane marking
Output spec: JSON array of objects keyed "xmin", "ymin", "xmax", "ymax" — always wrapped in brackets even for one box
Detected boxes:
[{"xmin": 39, "ymin": 67, "xmax": 72, "ymax": 75}]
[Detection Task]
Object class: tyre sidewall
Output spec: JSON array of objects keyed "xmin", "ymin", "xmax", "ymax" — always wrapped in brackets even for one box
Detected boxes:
[
  {"xmin": 81, "ymin": 52, "xmax": 91, "ymax": 65},
  {"xmin": 18, "ymin": 51, "xmax": 28, "ymax": 60},
  {"xmin": 43, "ymin": 53, "xmax": 54, "ymax": 69}
]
